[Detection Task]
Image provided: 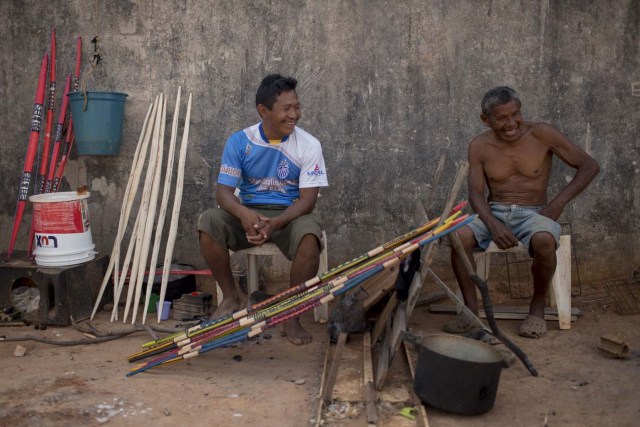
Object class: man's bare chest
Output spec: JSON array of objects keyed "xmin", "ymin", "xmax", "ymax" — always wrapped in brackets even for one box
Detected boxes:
[{"xmin": 482, "ymin": 141, "xmax": 552, "ymax": 181}]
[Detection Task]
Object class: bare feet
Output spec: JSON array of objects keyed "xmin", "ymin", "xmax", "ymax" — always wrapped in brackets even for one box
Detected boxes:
[
  {"xmin": 211, "ymin": 297, "xmax": 241, "ymax": 319},
  {"xmin": 280, "ymin": 318, "xmax": 312, "ymax": 345},
  {"xmin": 519, "ymin": 314, "xmax": 547, "ymax": 338}
]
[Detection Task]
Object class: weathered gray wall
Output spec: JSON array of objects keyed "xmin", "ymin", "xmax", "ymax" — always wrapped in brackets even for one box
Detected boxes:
[{"xmin": 1, "ymin": 0, "xmax": 638, "ymax": 282}]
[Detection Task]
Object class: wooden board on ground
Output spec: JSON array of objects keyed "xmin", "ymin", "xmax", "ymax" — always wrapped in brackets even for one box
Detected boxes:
[
  {"xmin": 429, "ymin": 304, "xmax": 581, "ymax": 321},
  {"xmin": 316, "ymin": 334, "xmax": 423, "ymax": 427}
]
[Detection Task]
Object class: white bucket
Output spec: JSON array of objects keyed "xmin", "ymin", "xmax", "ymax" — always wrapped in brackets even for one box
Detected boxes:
[{"xmin": 29, "ymin": 191, "xmax": 96, "ymax": 267}]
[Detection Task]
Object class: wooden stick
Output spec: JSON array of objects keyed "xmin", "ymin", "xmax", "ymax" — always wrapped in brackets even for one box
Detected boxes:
[
  {"xmin": 142, "ymin": 87, "xmax": 182, "ymax": 323},
  {"xmin": 113, "ymin": 99, "xmax": 158, "ymax": 301},
  {"xmin": 371, "ymin": 294, "xmax": 398, "ymax": 346},
  {"xmin": 158, "ymin": 93, "xmax": 192, "ymax": 322},
  {"xmin": 427, "ymin": 154, "xmax": 446, "ymax": 208},
  {"xmin": 131, "ymin": 95, "xmax": 167, "ymax": 323},
  {"xmin": 123, "ymin": 94, "xmax": 164, "ymax": 323},
  {"xmin": 90, "ymin": 99, "xmax": 155, "ymax": 320},
  {"xmin": 363, "ymin": 332, "xmax": 377, "ymax": 424},
  {"xmin": 111, "ymin": 211, "xmax": 141, "ymax": 321},
  {"xmin": 315, "ymin": 342, "xmax": 331, "ymax": 427},
  {"xmin": 322, "ymin": 332, "xmax": 347, "ymax": 404},
  {"xmin": 403, "ymin": 342, "xmax": 430, "ymax": 427},
  {"xmin": 420, "ymin": 162, "xmax": 468, "ymax": 283}
]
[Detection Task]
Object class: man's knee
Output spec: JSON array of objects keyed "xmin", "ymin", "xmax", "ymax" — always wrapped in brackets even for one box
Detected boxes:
[
  {"xmin": 530, "ymin": 232, "xmax": 556, "ymax": 258},
  {"xmin": 198, "ymin": 208, "xmax": 235, "ymax": 249},
  {"xmin": 453, "ymin": 226, "xmax": 477, "ymax": 251},
  {"xmin": 296, "ymin": 234, "xmax": 320, "ymax": 259}
]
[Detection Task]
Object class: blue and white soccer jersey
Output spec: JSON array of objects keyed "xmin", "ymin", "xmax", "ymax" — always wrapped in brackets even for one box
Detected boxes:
[{"xmin": 218, "ymin": 123, "xmax": 328, "ymax": 206}]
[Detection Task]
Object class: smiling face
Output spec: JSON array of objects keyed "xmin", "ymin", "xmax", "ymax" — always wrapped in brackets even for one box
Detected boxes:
[
  {"xmin": 481, "ymin": 100, "xmax": 523, "ymax": 142},
  {"xmin": 258, "ymin": 90, "xmax": 301, "ymax": 141}
]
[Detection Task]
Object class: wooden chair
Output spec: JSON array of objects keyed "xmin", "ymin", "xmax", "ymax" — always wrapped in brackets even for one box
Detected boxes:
[
  {"xmin": 229, "ymin": 231, "xmax": 329, "ymax": 323},
  {"xmin": 473, "ymin": 235, "xmax": 572, "ymax": 329}
]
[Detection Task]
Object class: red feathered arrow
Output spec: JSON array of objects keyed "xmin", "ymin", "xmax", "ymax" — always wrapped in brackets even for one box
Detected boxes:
[{"xmin": 5, "ymin": 53, "xmax": 49, "ymax": 260}]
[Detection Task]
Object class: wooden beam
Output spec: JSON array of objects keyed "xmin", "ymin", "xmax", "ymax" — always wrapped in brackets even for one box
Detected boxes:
[
  {"xmin": 363, "ymin": 332, "xmax": 377, "ymax": 424},
  {"xmin": 322, "ymin": 332, "xmax": 347, "ymax": 404},
  {"xmin": 403, "ymin": 342, "xmax": 430, "ymax": 427},
  {"xmin": 315, "ymin": 341, "xmax": 332, "ymax": 427},
  {"xmin": 429, "ymin": 303, "xmax": 580, "ymax": 321},
  {"xmin": 371, "ymin": 294, "xmax": 398, "ymax": 346}
]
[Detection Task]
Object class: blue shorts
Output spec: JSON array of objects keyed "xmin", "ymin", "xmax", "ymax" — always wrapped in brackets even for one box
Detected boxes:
[{"xmin": 467, "ymin": 203, "xmax": 561, "ymax": 253}]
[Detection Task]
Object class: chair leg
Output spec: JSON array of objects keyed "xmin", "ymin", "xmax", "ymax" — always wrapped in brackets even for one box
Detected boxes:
[
  {"xmin": 550, "ymin": 235, "xmax": 572, "ymax": 330},
  {"xmin": 247, "ymin": 254, "xmax": 260, "ymax": 296},
  {"xmin": 314, "ymin": 231, "xmax": 329, "ymax": 324},
  {"xmin": 474, "ymin": 252, "xmax": 491, "ymax": 281}
]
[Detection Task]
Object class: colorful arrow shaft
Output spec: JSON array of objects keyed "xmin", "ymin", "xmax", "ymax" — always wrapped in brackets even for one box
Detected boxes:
[
  {"xmin": 35, "ymin": 28, "xmax": 56, "ymax": 194},
  {"xmin": 140, "ymin": 202, "xmax": 467, "ymax": 350},
  {"xmin": 44, "ymin": 73, "xmax": 71, "ymax": 194},
  {"xmin": 5, "ymin": 53, "xmax": 48, "ymax": 259},
  {"xmin": 127, "ymin": 214, "xmax": 475, "ymax": 375},
  {"xmin": 52, "ymin": 36, "xmax": 82, "ymax": 192}
]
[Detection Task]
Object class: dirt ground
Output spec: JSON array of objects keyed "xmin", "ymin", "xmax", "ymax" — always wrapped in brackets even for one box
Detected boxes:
[{"xmin": 1, "ymin": 280, "xmax": 639, "ymax": 427}]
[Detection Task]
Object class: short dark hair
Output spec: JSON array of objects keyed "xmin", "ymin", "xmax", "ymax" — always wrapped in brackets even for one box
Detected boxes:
[
  {"xmin": 481, "ymin": 86, "xmax": 520, "ymax": 116},
  {"xmin": 255, "ymin": 74, "xmax": 298, "ymax": 109}
]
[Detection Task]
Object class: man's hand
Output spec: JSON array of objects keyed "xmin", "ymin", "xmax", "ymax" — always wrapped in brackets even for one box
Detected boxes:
[
  {"xmin": 246, "ymin": 215, "xmax": 272, "ymax": 246},
  {"xmin": 238, "ymin": 210, "xmax": 266, "ymax": 240},
  {"xmin": 488, "ymin": 218, "xmax": 518, "ymax": 250},
  {"xmin": 539, "ymin": 203, "xmax": 563, "ymax": 221}
]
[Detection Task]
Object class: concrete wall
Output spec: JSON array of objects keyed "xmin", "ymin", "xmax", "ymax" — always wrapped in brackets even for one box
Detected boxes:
[{"xmin": 1, "ymin": 0, "xmax": 638, "ymax": 282}]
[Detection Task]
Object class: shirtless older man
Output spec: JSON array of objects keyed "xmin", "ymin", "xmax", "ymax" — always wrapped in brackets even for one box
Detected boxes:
[{"xmin": 446, "ymin": 86, "xmax": 599, "ymax": 338}]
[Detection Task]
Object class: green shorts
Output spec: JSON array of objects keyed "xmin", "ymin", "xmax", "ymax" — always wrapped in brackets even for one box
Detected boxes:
[{"xmin": 197, "ymin": 206, "xmax": 323, "ymax": 260}]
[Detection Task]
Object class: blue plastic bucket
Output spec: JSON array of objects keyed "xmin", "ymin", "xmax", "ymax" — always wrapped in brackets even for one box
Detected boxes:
[{"xmin": 68, "ymin": 91, "xmax": 128, "ymax": 155}]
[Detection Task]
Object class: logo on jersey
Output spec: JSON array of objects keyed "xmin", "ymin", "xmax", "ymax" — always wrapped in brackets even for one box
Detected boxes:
[
  {"xmin": 306, "ymin": 164, "xmax": 325, "ymax": 177},
  {"xmin": 245, "ymin": 144, "xmax": 252, "ymax": 156},
  {"xmin": 277, "ymin": 159, "xmax": 290, "ymax": 179}
]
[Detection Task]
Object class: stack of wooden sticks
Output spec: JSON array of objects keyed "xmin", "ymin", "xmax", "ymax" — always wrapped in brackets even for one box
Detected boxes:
[{"xmin": 90, "ymin": 88, "xmax": 193, "ymax": 325}]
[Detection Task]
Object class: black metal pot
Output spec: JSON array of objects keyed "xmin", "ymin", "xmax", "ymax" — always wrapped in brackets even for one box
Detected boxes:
[{"xmin": 413, "ymin": 334, "xmax": 508, "ymax": 415}]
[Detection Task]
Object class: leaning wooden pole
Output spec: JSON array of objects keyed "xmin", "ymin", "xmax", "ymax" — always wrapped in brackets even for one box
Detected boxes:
[
  {"xmin": 123, "ymin": 94, "xmax": 164, "ymax": 323},
  {"xmin": 110, "ymin": 99, "xmax": 160, "ymax": 321},
  {"xmin": 157, "ymin": 92, "xmax": 192, "ymax": 322},
  {"xmin": 111, "ymin": 214, "xmax": 141, "ymax": 322},
  {"xmin": 90, "ymin": 99, "xmax": 155, "ymax": 320},
  {"xmin": 131, "ymin": 95, "xmax": 167, "ymax": 323},
  {"xmin": 142, "ymin": 87, "xmax": 181, "ymax": 323}
]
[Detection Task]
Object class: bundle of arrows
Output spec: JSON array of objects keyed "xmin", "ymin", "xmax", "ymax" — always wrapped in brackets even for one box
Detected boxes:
[{"xmin": 126, "ymin": 203, "xmax": 476, "ymax": 376}]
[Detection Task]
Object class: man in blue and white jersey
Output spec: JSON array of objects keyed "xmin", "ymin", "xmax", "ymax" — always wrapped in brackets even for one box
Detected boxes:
[{"xmin": 198, "ymin": 74, "xmax": 328, "ymax": 345}]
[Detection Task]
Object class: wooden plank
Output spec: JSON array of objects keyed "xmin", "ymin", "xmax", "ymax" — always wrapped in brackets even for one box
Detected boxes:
[
  {"xmin": 405, "ymin": 271, "xmax": 424, "ymax": 317},
  {"xmin": 415, "ymin": 290, "xmax": 446, "ymax": 307},
  {"xmin": 403, "ymin": 342, "xmax": 430, "ymax": 427},
  {"xmin": 363, "ymin": 332, "xmax": 377, "ymax": 425},
  {"xmin": 375, "ymin": 301, "xmax": 407, "ymax": 390},
  {"xmin": 374, "ymin": 163, "xmax": 470, "ymax": 392},
  {"xmin": 322, "ymin": 332, "xmax": 348, "ymax": 404},
  {"xmin": 420, "ymin": 162, "xmax": 469, "ymax": 273},
  {"xmin": 362, "ymin": 267, "xmax": 398, "ymax": 309},
  {"xmin": 426, "ymin": 268, "xmax": 487, "ymax": 331},
  {"xmin": 374, "ymin": 317, "xmax": 392, "ymax": 390},
  {"xmin": 429, "ymin": 304, "xmax": 580, "ymax": 321},
  {"xmin": 315, "ymin": 342, "xmax": 332, "ymax": 427},
  {"xmin": 551, "ymin": 234, "xmax": 572, "ymax": 329},
  {"xmin": 415, "ymin": 154, "xmax": 445, "ymax": 225},
  {"xmin": 371, "ymin": 294, "xmax": 398, "ymax": 346}
]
